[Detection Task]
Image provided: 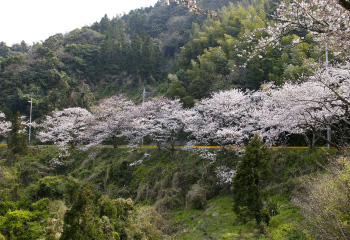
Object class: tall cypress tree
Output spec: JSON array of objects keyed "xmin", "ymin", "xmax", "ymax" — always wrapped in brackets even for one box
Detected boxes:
[
  {"xmin": 61, "ymin": 186, "xmax": 104, "ymax": 240},
  {"xmin": 232, "ymin": 134, "xmax": 271, "ymax": 224},
  {"xmin": 8, "ymin": 111, "xmax": 27, "ymax": 155}
]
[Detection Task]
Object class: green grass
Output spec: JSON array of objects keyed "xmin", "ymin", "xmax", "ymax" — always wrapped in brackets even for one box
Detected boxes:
[
  {"xmin": 265, "ymin": 195, "xmax": 309, "ymax": 240},
  {"xmin": 169, "ymin": 196, "xmax": 266, "ymax": 240},
  {"xmin": 168, "ymin": 195, "xmax": 309, "ymax": 240}
]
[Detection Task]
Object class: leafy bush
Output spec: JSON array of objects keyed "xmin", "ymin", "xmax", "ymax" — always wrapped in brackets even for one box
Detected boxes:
[
  {"xmin": 0, "ymin": 210, "xmax": 40, "ymax": 239},
  {"xmin": 154, "ymin": 188, "xmax": 182, "ymax": 212},
  {"xmin": 270, "ymin": 148, "xmax": 331, "ymax": 185},
  {"xmin": 114, "ymin": 198, "xmax": 134, "ymax": 221},
  {"xmin": 294, "ymin": 155, "xmax": 350, "ymax": 239},
  {"xmin": 32, "ymin": 176, "xmax": 67, "ymax": 200},
  {"xmin": 125, "ymin": 206, "xmax": 169, "ymax": 240},
  {"xmin": 286, "ymin": 229, "xmax": 308, "ymax": 240},
  {"xmin": 186, "ymin": 184, "xmax": 207, "ymax": 210}
]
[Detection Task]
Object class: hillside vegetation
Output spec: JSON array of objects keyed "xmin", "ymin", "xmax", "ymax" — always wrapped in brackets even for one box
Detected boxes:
[
  {"xmin": 0, "ymin": 0, "xmax": 335, "ymax": 116},
  {"xmin": 0, "ymin": 145, "xmax": 338, "ymax": 239}
]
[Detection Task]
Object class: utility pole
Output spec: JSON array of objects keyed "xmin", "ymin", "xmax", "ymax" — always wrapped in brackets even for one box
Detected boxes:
[
  {"xmin": 325, "ymin": 41, "xmax": 331, "ymax": 150},
  {"xmin": 28, "ymin": 98, "xmax": 33, "ymax": 142},
  {"xmin": 143, "ymin": 86, "xmax": 146, "ymax": 105},
  {"xmin": 325, "ymin": 41, "xmax": 329, "ymax": 70}
]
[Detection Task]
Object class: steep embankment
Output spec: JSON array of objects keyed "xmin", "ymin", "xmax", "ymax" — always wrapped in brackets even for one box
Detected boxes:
[{"xmin": 0, "ymin": 146, "xmax": 332, "ymax": 239}]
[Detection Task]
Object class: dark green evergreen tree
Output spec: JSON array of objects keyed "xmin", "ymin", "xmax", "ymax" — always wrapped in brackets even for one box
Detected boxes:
[
  {"xmin": 7, "ymin": 111, "xmax": 27, "ymax": 155},
  {"xmin": 99, "ymin": 14, "xmax": 112, "ymax": 35},
  {"xmin": 0, "ymin": 41, "xmax": 9, "ymax": 58},
  {"xmin": 61, "ymin": 186, "xmax": 104, "ymax": 240},
  {"xmin": 232, "ymin": 134, "xmax": 271, "ymax": 224}
]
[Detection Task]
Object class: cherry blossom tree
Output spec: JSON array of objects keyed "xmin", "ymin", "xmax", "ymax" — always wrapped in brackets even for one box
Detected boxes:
[
  {"xmin": 37, "ymin": 108, "xmax": 92, "ymax": 148},
  {"xmin": 164, "ymin": 0, "xmax": 215, "ymax": 16},
  {"xmin": 255, "ymin": 61, "xmax": 350, "ymax": 150},
  {"xmin": 257, "ymin": 0, "xmax": 350, "ymax": 54},
  {"xmin": 30, "ymin": 61, "xmax": 350, "ymax": 152},
  {"xmin": 183, "ymin": 89, "xmax": 254, "ymax": 149},
  {"xmin": 254, "ymin": 82, "xmax": 327, "ymax": 150},
  {"xmin": 86, "ymin": 95, "xmax": 135, "ymax": 149},
  {"xmin": 304, "ymin": 62, "xmax": 350, "ymax": 149},
  {"xmin": 180, "ymin": 107, "xmax": 212, "ymax": 146},
  {"xmin": 131, "ymin": 97, "xmax": 184, "ymax": 149},
  {"xmin": 0, "ymin": 111, "xmax": 11, "ymax": 139}
]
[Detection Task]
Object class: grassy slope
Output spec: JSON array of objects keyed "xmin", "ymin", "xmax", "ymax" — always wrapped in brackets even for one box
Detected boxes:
[{"xmin": 169, "ymin": 195, "xmax": 308, "ymax": 240}]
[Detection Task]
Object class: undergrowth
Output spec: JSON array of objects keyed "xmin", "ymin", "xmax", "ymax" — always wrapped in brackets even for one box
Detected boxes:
[{"xmin": 0, "ymin": 146, "xmax": 335, "ymax": 239}]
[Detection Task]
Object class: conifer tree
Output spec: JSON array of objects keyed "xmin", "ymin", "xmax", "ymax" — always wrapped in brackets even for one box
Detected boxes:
[
  {"xmin": 7, "ymin": 111, "xmax": 27, "ymax": 155},
  {"xmin": 232, "ymin": 134, "xmax": 271, "ymax": 224},
  {"xmin": 61, "ymin": 186, "xmax": 104, "ymax": 240}
]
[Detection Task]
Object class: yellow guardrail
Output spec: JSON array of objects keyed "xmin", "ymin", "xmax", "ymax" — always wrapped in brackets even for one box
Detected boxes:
[{"xmin": 0, "ymin": 144, "xmax": 333, "ymax": 150}]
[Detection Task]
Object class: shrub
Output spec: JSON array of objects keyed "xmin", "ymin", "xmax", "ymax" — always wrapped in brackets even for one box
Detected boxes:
[
  {"xmin": 0, "ymin": 166, "xmax": 17, "ymax": 188},
  {"xmin": 114, "ymin": 198, "xmax": 134, "ymax": 220},
  {"xmin": 98, "ymin": 195, "xmax": 118, "ymax": 220},
  {"xmin": 125, "ymin": 206, "xmax": 169, "ymax": 239},
  {"xmin": 0, "ymin": 210, "xmax": 40, "ymax": 239},
  {"xmin": 286, "ymin": 229, "xmax": 308, "ymax": 240},
  {"xmin": 186, "ymin": 184, "xmax": 207, "ymax": 210},
  {"xmin": 294, "ymin": 156, "xmax": 350, "ymax": 239},
  {"xmin": 47, "ymin": 200, "xmax": 68, "ymax": 238},
  {"xmin": 154, "ymin": 188, "xmax": 182, "ymax": 212},
  {"xmin": 33, "ymin": 176, "xmax": 66, "ymax": 200}
]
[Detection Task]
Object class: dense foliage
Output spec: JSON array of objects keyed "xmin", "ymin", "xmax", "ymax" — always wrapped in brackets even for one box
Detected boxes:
[
  {"xmin": 233, "ymin": 134, "xmax": 271, "ymax": 224},
  {"xmin": 1, "ymin": 0, "xmax": 340, "ymax": 117},
  {"xmin": 7, "ymin": 112, "xmax": 27, "ymax": 155},
  {"xmin": 0, "ymin": 144, "xmax": 329, "ymax": 239},
  {"xmin": 293, "ymin": 156, "xmax": 350, "ymax": 239},
  {"xmin": 0, "ymin": 0, "xmax": 208, "ymax": 117}
]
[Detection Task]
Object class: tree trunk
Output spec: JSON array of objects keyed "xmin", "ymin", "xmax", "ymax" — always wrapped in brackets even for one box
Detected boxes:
[
  {"xmin": 112, "ymin": 136, "xmax": 118, "ymax": 150},
  {"xmin": 302, "ymin": 133, "xmax": 314, "ymax": 153},
  {"xmin": 311, "ymin": 133, "xmax": 317, "ymax": 153}
]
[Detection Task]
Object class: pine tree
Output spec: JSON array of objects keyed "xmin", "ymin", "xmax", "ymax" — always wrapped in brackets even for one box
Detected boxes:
[{"xmin": 232, "ymin": 134, "xmax": 271, "ymax": 224}]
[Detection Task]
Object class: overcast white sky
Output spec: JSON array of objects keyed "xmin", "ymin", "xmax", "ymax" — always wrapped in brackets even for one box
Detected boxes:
[{"xmin": 1, "ymin": 0, "xmax": 159, "ymax": 46}]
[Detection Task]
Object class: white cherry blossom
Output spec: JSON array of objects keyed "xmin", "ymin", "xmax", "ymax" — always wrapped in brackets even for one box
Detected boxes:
[
  {"xmin": 0, "ymin": 111, "xmax": 11, "ymax": 138},
  {"xmin": 86, "ymin": 95, "xmax": 135, "ymax": 149},
  {"xmin": 37, "ymin": 107, "xmax": 92, "ymax": 147}
]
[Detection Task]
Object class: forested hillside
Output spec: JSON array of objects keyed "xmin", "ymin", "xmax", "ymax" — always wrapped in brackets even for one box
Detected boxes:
[
  {"xmin": 0, "ymin": 0, "xmax": 337, "ymax": 117},
  {"xmin": 0, "ymin": 0, "xmax": 207, "ymax": 118}
]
